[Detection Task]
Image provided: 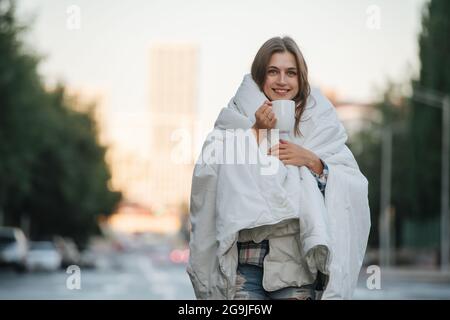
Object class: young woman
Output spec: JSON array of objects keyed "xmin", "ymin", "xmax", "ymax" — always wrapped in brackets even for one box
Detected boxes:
[
  {"xmin": 187, "ymin": 36, "xmax": 371, "ymax": 300},
  {"xmin": 235, "ymin": 37, "xmax": 329, "ymax": 300}
]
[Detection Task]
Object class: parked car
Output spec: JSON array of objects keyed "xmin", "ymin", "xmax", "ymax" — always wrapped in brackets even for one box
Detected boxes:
[
  {"xmin": 79, "ymin": 248, "xmax": 97, "ymax": 269},
  {"xmin": 54, "ymin": 236, "xmax": 80, "ymax": 269},
  {"xmin": 0, "ymin": 227, "xmax": 28, "ymax": 272},
  {"xmin": 145, "ymin": 243, "xmax": 174, "ymax": 266},
  {"xmin": 26, "ymin": 241, "xmax": 62, "ymax": 272}
]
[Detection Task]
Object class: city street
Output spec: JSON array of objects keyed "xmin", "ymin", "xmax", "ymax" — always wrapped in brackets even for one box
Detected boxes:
[
  {"xmin": 1, "ymin": 248, "xmax": 450, "ymax": 300},
  {"xmin": 0, "ymin": 250, "xmax": 195, "ymax": 300},
  {"xmin": 1, "ymin": 0, "xmax": 448, "ymax": 305}
]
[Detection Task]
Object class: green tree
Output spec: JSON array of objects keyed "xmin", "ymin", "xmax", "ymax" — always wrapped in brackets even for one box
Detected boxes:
[
  {"xmin": 410, "ymin": 0, "xmax": 450, "ymax": 220},
  {"xmin": 0, "ymin": 0, "xmax": 121, "ymax": 248},
  {"xmin": 351, "ymin": 0, "xmax": 450, "ymax": 251}
]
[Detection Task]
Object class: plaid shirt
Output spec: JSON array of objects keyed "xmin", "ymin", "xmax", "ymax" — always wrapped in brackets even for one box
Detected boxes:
[{"xmin": 237, "ymin": 160, "xmax": 329, "ymax": 267}]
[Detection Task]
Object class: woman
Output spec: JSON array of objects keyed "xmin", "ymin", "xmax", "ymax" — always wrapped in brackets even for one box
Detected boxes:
[
  {"xmin": 187, "ymin": 36, "xmax": 370, "ymax": 300},
  {"xmin": 235, "ymin": 36, "xmax": 329, "ymax": 300}
]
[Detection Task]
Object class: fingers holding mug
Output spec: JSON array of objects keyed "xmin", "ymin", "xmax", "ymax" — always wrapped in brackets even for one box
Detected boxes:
[
  {"xmin": 264, "ymin": 108, "xmax": 276, "ymax": 128},
  {"xmin": 255, "ymin": 100, "xmax": 274, "ymax": 129}
]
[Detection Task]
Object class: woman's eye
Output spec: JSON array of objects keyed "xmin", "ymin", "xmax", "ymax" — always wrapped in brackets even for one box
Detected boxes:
[
  {"xmin": 288, "ymin": 71, "xmax": 297, "ymax": 76},
  {"xmin": 268, "ymin": 69, "xmax": 277, "ymax": 75}
]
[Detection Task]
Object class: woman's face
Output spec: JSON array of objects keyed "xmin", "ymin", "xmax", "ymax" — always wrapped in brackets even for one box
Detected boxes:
[{"xmin": 262, "ymin": 51, "xmax": 299, "ymax": 101}]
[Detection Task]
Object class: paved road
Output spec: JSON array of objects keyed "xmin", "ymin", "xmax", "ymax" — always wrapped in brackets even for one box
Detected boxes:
[
  {"xmin": 0, "ymin": 251, "xmax": 195, "ymax": 300},
  {"xmin": 355, "ymin": 267, "xmax": 450, "ymax": 300},
  {"xmin": 1, "ymin": 252, "xmax": 450, "ymax": 300}
]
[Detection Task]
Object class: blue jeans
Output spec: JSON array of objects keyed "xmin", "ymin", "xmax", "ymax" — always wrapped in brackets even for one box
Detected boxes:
[{"xmin": 233, "ymin": 264, "xmax": 316, "ymax": 300}]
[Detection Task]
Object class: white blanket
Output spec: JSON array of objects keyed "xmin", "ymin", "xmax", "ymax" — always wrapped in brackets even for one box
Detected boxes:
[{"xmin": 188, "ymin": 74, "xmax": 371, "ymax": 299}]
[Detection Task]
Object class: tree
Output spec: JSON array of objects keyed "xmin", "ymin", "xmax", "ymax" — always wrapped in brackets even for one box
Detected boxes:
[
  {"xmin": 350, "ymin": 0, "xmax": 450, "ymax": 250},
  {"xmin": 0, "ymin": 0, "xmax": 121, "ymax": 248},
  {"xmin": 410, "ymin": 0, "xmax": 450, "ymax": 220}
]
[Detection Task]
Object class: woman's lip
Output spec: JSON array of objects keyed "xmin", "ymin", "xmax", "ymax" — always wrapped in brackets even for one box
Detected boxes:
[
  {"xmin": 272, "ymin": 89, "xmax": 289, "ymax": 92},
  {"xmin": 273, "ymin": 89, "xmax": 290, "ymax": 94}
]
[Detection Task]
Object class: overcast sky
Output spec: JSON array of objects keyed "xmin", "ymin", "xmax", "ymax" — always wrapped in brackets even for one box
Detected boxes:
[{"xmin": 17, "ymin": 0, "xmax": 427, "ymax": 127}]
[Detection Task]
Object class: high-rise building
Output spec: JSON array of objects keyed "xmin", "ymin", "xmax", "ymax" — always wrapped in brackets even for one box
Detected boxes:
[{"xmin": 148, "ymin": 44, "xmax": 198, "ymax": 212}]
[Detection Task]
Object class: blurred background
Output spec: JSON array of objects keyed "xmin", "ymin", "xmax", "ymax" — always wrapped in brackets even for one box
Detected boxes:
[{"xmin": 1, "ymin": 0, "xmax": 449, "ymax": 299}]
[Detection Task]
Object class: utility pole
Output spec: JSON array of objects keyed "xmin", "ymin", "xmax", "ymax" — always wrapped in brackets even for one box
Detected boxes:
[
  {"xmin": 379, "ymin": 126, "xmax": 392, "ymax": 268},
  {"xmin": 378, "ymin": 121, "xmax": 406, "ymax": 269},
  {"xmin": 441, "ymin": 97, "xmax": 449, "ymax": 272}
]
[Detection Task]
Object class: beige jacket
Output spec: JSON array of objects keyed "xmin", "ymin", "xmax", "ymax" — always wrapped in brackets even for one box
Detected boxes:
[{"xmin": 238, "ymin": 219, "xmax": 316, "ymax": 291}]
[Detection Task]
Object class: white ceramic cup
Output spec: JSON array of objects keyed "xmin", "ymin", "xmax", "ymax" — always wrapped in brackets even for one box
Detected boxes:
[{"xmin": 271, "ymin": 100, "xmax": 295, "ymax": 133}]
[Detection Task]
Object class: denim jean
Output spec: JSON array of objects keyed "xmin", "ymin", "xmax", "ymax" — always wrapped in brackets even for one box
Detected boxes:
[{"xmin": 233, "ymin": 263, "xmax": 316, "ymax": 300}]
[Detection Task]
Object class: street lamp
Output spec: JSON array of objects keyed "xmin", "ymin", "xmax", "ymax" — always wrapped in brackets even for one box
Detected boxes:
[
  {"xmin": 412, "ymin": 88, "xmax": 450, "ymax": 273},
  {"xmin": 379, "ymin": 125, "xmax": 392, "ymax": 268},
  {"xmin": 379, "ymin": 120, "xmax": 406, "ymax": 268}
]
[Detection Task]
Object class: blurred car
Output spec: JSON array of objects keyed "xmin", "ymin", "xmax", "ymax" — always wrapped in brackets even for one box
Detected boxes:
[
  {"xmin": 145, "ymin": 243, "xmax": 173, "ymax": 266},
  {"xmin": 26, "ymin": 241, "xmax": 62, "ymax": 272},
  {"xmin": 0, "ymin": 227, "xmax": 28, "ymax": 272},
  {"xmin": 54, "ymin": 236, "xmax": 80, "ymax": 269},
  {"xmin": 79, "ymin": 249, "xmax": 97, "ymax": 269}
]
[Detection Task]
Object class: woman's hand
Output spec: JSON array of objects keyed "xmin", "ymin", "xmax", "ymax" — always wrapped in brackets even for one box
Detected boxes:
[
  {"xmin": 252, "ymin": 100, "xmax": 276, "ymax": 130},
  {"xmin": 251, "ymin": 101, "xmax": 277, "ymax": 145},
  {"xmin": 268, "ymin": 139, "xmax": 324, "ymax": 174}
]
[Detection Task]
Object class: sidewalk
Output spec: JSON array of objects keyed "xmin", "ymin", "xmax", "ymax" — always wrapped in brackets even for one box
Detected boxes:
[
  {"xmin": 360, "ymin": 266, "xmax": 450, "ymax": 283},
  {"xmin": 355, "ymin": 266, "xmax": 450, "ymax": 299}
]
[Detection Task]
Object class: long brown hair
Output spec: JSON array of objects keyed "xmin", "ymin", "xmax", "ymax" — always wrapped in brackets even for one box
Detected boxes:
[{"xmin": 251, "ymin": 36, "xmax": 310, "ymax": 137}]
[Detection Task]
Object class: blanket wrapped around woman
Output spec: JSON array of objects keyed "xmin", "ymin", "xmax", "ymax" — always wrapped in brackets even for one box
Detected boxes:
[{"xmin": 187, "ymin": 74, "xmax": 371, "ymax": 299}]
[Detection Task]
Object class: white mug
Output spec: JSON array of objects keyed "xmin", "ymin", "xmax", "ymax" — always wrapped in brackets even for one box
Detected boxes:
[{"xmin": 271, "ymin": 100, "xmax": 295, "ymax": 133}]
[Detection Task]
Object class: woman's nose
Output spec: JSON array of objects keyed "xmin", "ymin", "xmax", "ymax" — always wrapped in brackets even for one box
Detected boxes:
[{"xmin": 277, "ymin": 73, "xmax": 287, "ymax": 84}]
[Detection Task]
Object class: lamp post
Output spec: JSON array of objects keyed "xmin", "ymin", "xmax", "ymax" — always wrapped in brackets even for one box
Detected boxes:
[
  {"xmin": 441, "ymin": 96, "xmax": 449, "ymax": 272},
  {"xmin": 378, "ymin": 120, "xmax": 406, "ymax": 268},
  {"xmin": 379, "ymin": 126, "xmax": 392, "ymax": 268}
]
